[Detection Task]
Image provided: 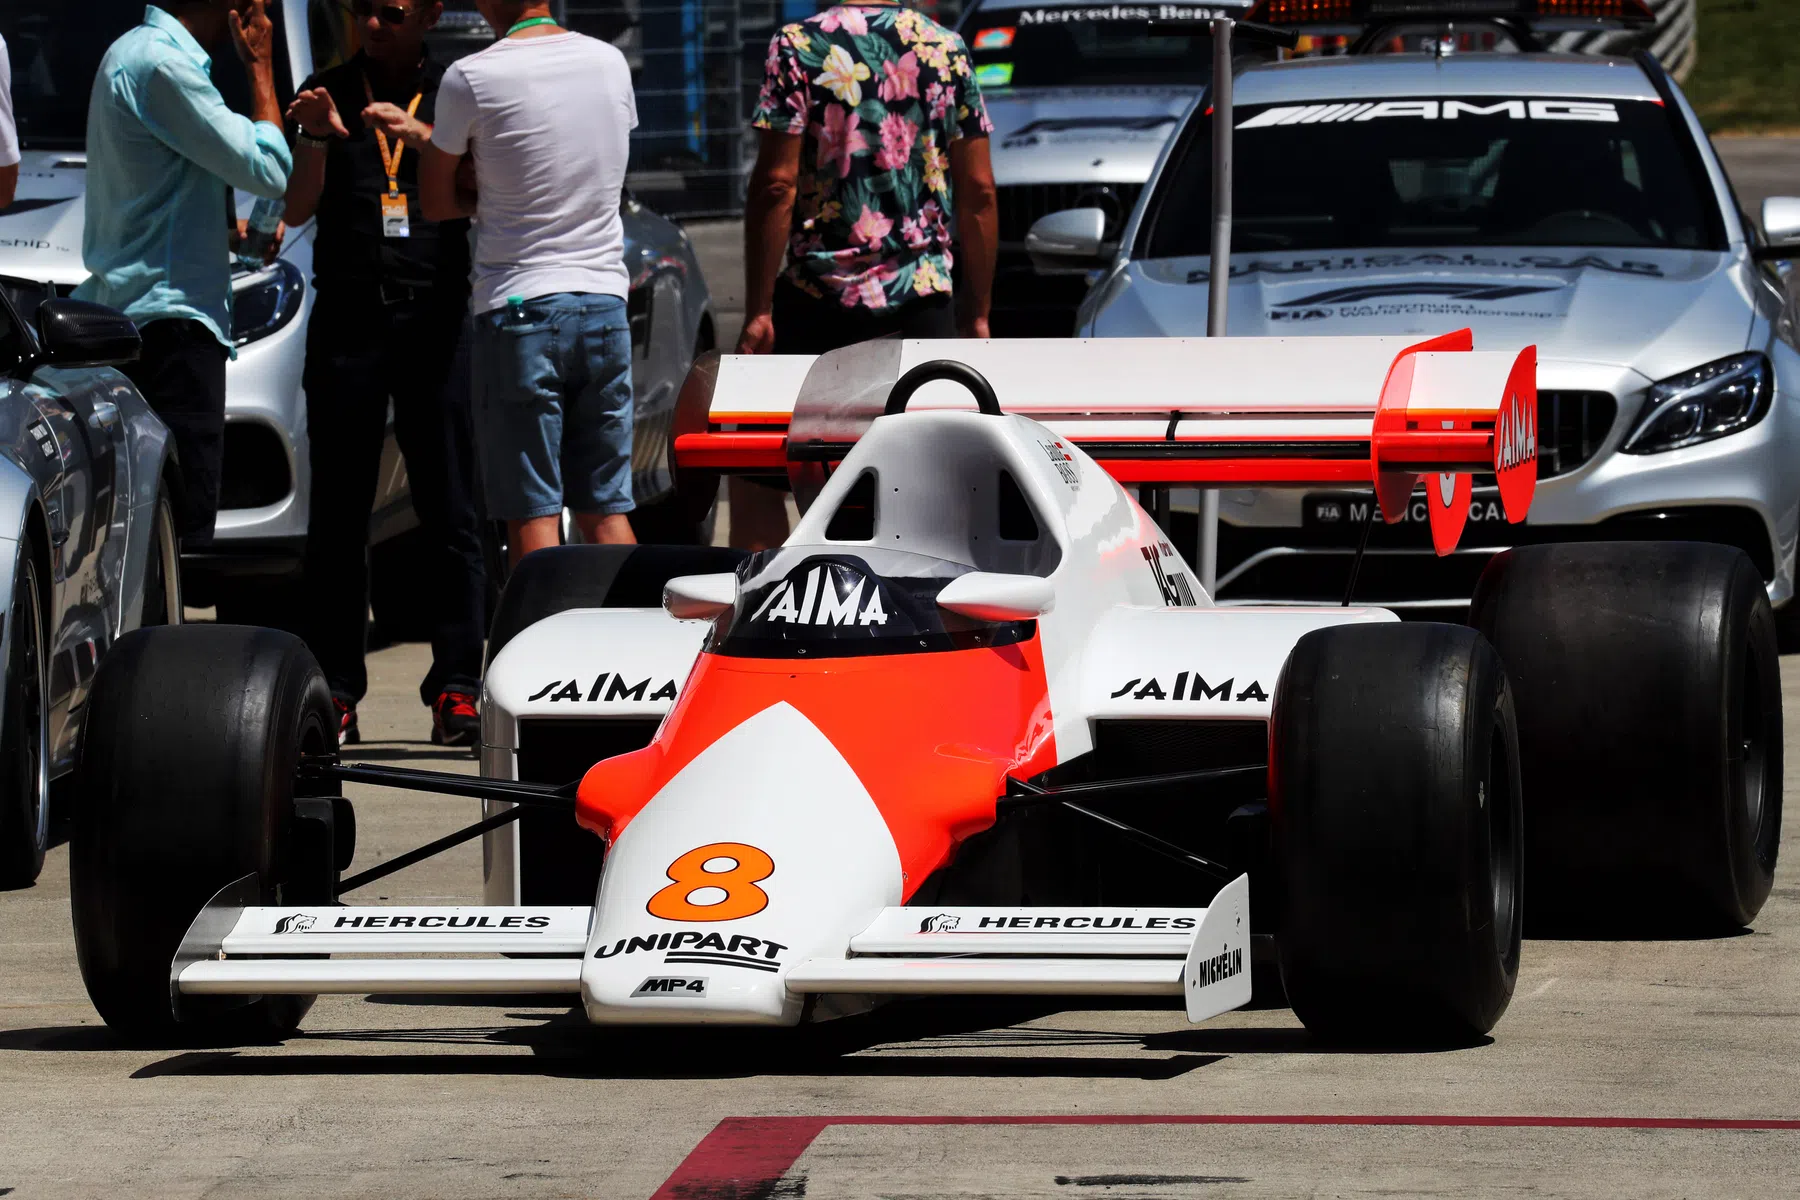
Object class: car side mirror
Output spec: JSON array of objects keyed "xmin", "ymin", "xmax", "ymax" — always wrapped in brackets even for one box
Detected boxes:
[
  {"xmin": 937, "ymin": 572, "xmax": 1055, "ymax": 622},
  {"xmin": 1755, "ymin": 197, "xmax": 1800, "ymax": 262},
  {"xmin": 664, "ymin": 572, "xmax": 738, "ymax": 620},
  {"xmin": 1026, "ymin": 208, "xmax": 1111, "ymax": 275},
  {"xmin": 36, "ymin": 298, "xmax": 140, "ymax": 368}
]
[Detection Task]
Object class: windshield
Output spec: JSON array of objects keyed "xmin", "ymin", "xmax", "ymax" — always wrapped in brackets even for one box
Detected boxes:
[
  {"xmin": 2, "ymin": 0, "xmax": 295, "ymax": 151},
  {"xmin": 964, "ymin": 5, "xmax": 1216, "ymax": 89},
  {"xmin": 1138, "ymin": 95, "xmax": 1726, "ymax": 258},
  {"xmin": 714, "ymin": 548, "xmax": 1034, "ymax": 660}
]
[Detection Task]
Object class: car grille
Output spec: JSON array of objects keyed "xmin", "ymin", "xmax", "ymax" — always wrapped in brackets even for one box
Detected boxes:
[
  {"xmin": 1537, "ymin": 390, "xmax": 1616, "ymax": 480},
  {"xmin": 997, "ymin": 181, "xmax": 1144, "ymax": 246},
  {"xmin": 219, "ymin": 421, "xmax": 293, "ymax": 510}
]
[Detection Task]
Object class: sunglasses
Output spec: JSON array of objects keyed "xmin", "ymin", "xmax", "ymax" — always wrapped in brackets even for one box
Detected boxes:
[{"xmin": 346, "ymin": 0, "xmax": 412, "ymax": 25}]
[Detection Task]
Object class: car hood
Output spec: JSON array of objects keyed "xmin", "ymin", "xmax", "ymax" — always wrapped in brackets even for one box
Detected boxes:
[
  {"xmin": 0, "ymin": 151, "xmax": 89, "ymax": 287},
  {"xmin": 1089, "ymin": 247, "xmax": 1754, "ymax": 380},
  {"xmin": 987, "ymin": 86, "xmax": 1201, "ymax": 186}
]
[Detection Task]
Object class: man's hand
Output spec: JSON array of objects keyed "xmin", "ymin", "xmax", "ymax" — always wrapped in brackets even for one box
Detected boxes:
[
  {"xmin": 230, "ymin": 218, "xmax": 286, "ymax": 264},
  {"xmin": 232, "ymin": 0, "xmax": 283, "ymax": 127},
  {"xmin": 363, "ymin": 102, "xmax": 433, "ymax": 152},
  {"xmin": 736, "ymin": 313, "xmax": 777, "ymax": 354},
  {"xmin": 288, "ymin": 89, "xmax": 349, "ymax": 139},
  {"xmin": 230, "ymin": 0, "xmax": 275, "ymax": 67},
  {"xmin": 958, "ymin": 315, "xmax": 991, "ymax": 339}
]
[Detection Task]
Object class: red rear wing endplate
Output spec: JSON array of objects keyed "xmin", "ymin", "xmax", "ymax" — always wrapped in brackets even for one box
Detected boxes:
[{"xmin": 673, "ymin": 332, "xmax": 1538, "ymax": 555}]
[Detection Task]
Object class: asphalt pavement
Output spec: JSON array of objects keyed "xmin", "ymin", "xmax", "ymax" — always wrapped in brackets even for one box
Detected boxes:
[{"xmin": 1, "ymin": 139, "xmax": 1798, "ymax": 1200}]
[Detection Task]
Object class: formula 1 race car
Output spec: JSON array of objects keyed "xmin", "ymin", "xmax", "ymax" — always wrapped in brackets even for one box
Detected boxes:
[{"xmin": 66, "ymin": 333, "xmax": 1781, "ymax": 1046}]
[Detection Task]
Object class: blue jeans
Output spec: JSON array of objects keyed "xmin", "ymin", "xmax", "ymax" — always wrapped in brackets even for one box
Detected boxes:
[{"xmin": 471, "ymin": 292, "xmax": 634, "ymax": 520}]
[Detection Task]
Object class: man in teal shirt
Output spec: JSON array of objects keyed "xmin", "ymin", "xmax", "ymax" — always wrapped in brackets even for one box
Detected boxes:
[{"xmin": 76, "ymin": 0, "xmax": 291, "ymax": 547}]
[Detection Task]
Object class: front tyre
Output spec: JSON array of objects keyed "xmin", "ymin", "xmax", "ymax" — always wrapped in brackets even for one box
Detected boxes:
[
  {"xmin": 1272, "ymin": 622, "xmax": 1522, "ymax": 1045},
  {"xmin": 0, "ymin": 546, "xmax": 50, "ymax": 888},
  {"xmin": 70, "ymin": 625, "xmax": 336, "ymax": 1041}
]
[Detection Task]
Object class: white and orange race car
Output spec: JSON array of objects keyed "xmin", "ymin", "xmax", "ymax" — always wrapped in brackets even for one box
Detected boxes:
[{"xmin": 67, "ymin": 333, "xmax": 1780, "ymax": 1046}]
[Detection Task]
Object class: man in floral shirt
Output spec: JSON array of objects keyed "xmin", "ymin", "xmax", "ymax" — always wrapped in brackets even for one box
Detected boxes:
[
  {"xmin": 731, "ymin": 1, "xmax": 998, "ymax": 547},
  {"xmin": 739, "ymin": 0, "xmax": 998, "ymax": 354}
]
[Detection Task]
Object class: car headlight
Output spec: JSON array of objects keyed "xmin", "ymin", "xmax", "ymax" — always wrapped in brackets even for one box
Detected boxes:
[
  {"xmin": 1621, "ymin": 352, "xmax": 1773, "ymax": 455},
  {"xmin": 231, "ymin": 259, "xmax": 304, "ymax": 347}
]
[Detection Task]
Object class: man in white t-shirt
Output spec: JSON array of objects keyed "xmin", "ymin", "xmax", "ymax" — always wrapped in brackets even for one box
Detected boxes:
[
  {"xmin": 410, "ymin": 0, "xmax": 638, "ymax": 562},
  {"xmin": 1, "ymin": 33, "xmax": 22, "ymax": 210}
]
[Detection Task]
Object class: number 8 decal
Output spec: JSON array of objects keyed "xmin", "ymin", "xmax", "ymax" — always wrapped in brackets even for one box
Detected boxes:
[{"xmin": 647, "ymin": 842, "xmax": 774, "ymax": 921}]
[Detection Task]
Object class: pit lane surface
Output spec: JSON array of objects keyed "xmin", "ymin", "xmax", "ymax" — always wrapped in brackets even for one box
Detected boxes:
[{"xmin": 0, "ymin": 636, "xmax": 1796, "ymax": 1198}]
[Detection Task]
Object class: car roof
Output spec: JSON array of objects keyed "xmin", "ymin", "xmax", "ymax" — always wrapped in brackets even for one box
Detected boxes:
[{"xmin": 1236, "ymin": 53, "xmax": 1662, "ymax": 104}]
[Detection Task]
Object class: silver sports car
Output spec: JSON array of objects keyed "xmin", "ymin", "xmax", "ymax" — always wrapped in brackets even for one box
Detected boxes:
[
  {"xmin": 0, "ymin": 280, "xmax": 180, "ymax": 887},
  {"xmin": 1046, "ymin": 50, "xmax": 1800, "ymax": 614}
]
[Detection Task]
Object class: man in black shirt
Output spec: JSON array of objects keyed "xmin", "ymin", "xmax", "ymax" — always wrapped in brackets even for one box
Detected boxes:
[{"xmin": 284, "ymin": 0, "xmax": 485, "ymax": 747}]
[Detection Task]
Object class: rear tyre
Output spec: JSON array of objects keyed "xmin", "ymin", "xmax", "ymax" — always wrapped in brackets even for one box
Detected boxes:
[
  {"xmin": 485, "ymin": 543, "xmax": 747, "ymax": 669},
  {"xmin": 70, "ymin": 625, "xmax": 336, "ymax": 1041},
  {"xmin": 1272, "ymin": 622, "xmax": 1522, "ymax": 1045},
  {"xmin": 485, "ymin": 544, "xmax": 747, "ymax": 906},
  {"xmin": 1471, "ymin": 541, "xmax": 1781, "ymax": 931},
  {"xmin": 0, "ymin": 547, "xmax": 50, "ymax": 888}
]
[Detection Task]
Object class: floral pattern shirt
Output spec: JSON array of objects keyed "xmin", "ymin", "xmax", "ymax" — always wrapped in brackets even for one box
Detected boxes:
[{"xmin": 752, "ymin": 3, "xmax": 992, "ymax": 311}]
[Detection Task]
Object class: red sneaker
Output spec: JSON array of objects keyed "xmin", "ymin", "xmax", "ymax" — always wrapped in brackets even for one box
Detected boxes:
[
  {"xmin": 431, "ymin": 689, "xmax": 479, "ymax": 747},
  {"xmin": 335, "ymin": 696, "xmax": 360, "ymax": 747}
]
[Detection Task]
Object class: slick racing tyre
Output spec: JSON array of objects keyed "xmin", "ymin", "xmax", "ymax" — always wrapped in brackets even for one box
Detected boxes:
[
  {"xmin": 71, "ymin": 626, "xmax": 337, "ymax": 1042},
  {"xmin": 0, "ymin": 543, "xmax": 51, "ymax": 889},
  {"xmin": 1272, "ymin": 622, "xmax": 1523, "ymax": 1045},
  {"xmin": 485, "ymin": 544, "xmax": 747, "ymax": 906},
  {"xmin": 1471, "ymin": 541, "xmax": 1781, "ymax": 931}
]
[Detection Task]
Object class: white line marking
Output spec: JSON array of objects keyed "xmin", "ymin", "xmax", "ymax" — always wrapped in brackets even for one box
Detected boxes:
[{"xmin": 1529, "ymin": 977, "xmax": 1559, "ymax": 998}]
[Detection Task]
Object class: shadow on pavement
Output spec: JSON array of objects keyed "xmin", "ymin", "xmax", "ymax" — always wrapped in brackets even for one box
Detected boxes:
[{"xmin": 100, "ymin": 996, "xmax": 1246, "ymax": 1081}]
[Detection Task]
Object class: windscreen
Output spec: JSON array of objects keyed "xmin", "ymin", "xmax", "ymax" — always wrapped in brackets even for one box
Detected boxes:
[
  {"xmin": 964, "ymin": 6, "xmax": 1216, "ymax": 89},
  {"xmin": 1137, "ymin": 96, "xmax": 1725, "ymax": 258},
  {"xmin": 714, "ymin": 548, "xmax": 1033, "ymax": 660}
]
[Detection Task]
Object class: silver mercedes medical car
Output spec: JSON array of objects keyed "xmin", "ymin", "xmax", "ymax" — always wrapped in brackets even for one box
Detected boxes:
[
  {"xmin": 1040, "ymin": 50, "xmax": 1800, "ymax": 613},
  {"xmin": 0, "ymin": 2, "xmax": 715, "ymax": 624},
  {"xmin": 958, "ymin": 0, "xmax": 1227, "ymax": 335}
]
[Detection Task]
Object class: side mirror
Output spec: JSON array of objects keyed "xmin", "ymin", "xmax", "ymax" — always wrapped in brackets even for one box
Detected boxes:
[
  {"xmin": 1764, "ymin": 196, "xmax": 1800, "ymax": 244},
  {"xmin": 664, "ymin": 572, "xmax": 737, "ymax": 620},
  {"xmin": 1754, "ymin": 197, "xmax": 1800, "ymax": 262},
  {"xmin": 1026, "ymin": 208, "xmax": 1111, "ymax": 275},
  {"xmin": 36, "ymin": 298, "xmax": 140, "ymax": 368},
  {"xmin": 937, "ymin": 572, "xmax": 1055, "ymax": 622}
]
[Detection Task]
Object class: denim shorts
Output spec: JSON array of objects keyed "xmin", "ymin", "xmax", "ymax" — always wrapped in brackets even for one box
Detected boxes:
[{"xmin": 470, "ymin": 292, "xmax": 634, "ymax": 521}]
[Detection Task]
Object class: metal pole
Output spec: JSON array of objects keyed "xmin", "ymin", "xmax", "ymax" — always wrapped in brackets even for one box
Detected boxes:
[{"xmin": 1196, "ymin": 16, "xmax": 1233, "ymax": 596}]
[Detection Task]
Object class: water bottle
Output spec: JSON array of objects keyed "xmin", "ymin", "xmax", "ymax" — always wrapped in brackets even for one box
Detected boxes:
[{"xmin": 238, "ymin": 196, "xmax": 283, "ymax": 268}]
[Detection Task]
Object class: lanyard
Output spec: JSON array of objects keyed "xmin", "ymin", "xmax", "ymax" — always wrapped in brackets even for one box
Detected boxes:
[
  {"xmin": 362, "ymin": 74, "xmax": 423, "ymax": 197},
  {"xmin": 505, "ymin": 17, "xmax": 559, "ymax": 34}
]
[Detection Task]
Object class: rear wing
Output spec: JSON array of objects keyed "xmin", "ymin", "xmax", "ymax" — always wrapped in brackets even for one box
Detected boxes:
[{"xmin": 673, "ymin": 331, "xmax": 1538, "ymax": 553}]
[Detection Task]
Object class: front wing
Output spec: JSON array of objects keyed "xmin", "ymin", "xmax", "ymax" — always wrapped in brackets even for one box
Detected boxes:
[{"xmin": 171, "ymin": 875, "xmax": 1253, "ymax": 1025}]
